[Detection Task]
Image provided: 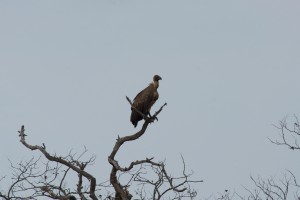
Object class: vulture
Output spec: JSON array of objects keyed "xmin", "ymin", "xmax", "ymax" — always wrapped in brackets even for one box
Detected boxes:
[{"xmin": 130, "ymin": 75, "xmax": 162, "ymax": 127}]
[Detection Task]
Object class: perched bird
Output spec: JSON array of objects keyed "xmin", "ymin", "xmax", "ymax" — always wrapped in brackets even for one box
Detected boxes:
[{"xmin": 130, "ymin": 75, "xmax": 162, "ymax": 127}]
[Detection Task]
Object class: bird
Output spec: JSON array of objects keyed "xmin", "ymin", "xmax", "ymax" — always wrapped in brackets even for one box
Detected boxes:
[{"xmin": 130, "ymin": 75, "xmax": 162, "ymax": 127}]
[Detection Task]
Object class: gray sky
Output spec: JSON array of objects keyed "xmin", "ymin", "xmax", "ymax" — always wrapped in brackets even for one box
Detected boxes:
[{"xmin": 1, "ymin": 0, "xmax": 300, "ymax": 198}]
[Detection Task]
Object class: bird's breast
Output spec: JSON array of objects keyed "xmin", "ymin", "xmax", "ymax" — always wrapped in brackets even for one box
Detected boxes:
[{"xmin": 153, "ymin": 91, "xmax": 159, "ymax": 101}]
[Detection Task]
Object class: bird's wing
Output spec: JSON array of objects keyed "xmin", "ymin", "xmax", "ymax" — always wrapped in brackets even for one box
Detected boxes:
[{"xmin": 132, "ymin": 84, "xmax": 154, "ymax": 111}]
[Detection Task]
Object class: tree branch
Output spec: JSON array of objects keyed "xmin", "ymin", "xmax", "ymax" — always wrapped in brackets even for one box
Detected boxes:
[
  {"xmin": 269, "ymin": 117, "xmax": 300, "ymax": 150},
  {"xmin": 18, "ymin": 125, "xmax": 98, "ymax": 200},
  {"xmin": 108, "ymin": 97, "xmax": 167, "ymax": 200}
]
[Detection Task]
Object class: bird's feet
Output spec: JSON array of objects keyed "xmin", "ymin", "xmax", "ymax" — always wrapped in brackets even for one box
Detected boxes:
[{"xmin": 147, "ymin": 112, "xmax": 158, "ymax": 122}]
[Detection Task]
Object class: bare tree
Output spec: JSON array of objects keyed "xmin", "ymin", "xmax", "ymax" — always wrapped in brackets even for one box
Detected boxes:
[
  {"xmin": 201, "ymin": 116, "xmax": 300, "ymax": 200},
  {"xmin": 200, "ymin": 172, "xmax": 299, "ymax": 200},
  {"xmin": 108, "ymin": 97, "xmax": 202, "ymax": 200},
  {"xmin": 247, "ymin": 172, "xmax": 300, "ymax": 200},
  {"xmin": 0, "ymin": 98, "xmax": 201, "ymax": 200},
  {"xmin": 201, "ymin": 190, "xmax": 239, "ymax": 200},
  {"xmin": 269, "ymin": 115, "xmax": 300, "ymax": 151},
  {"xmin": 0, "ymin": 125, "xmax": 100, "ymax": 200},
  {"xmin": 236, "ymin": 116, "xmax": 300, "ymax": 200}
]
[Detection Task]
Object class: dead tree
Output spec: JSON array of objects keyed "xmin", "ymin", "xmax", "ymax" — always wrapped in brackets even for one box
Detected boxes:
[
  {"xmin": 240, "ymin": 116, "xmax": 300, "ymax": 200},
  {"xmin": 269, "ymin": 115, "xmax": 300, "ymax": 150},
  {"xmin": 202, "ymin": 116, "xmax": 300, "ymax": 200},
  {"xmin": 200, "ymin": 172, "xmax": 299, "ymax": 200},
  {"xmin": 108, "ymin": 97, "xmax": 202, "ymax": 200},
  {"xmin": 0, "ymin": 125, "xmax": 100, "ymax": 200},
  {"xmin": 1, "ymin": 97, "xmax": 201, "ymax": 200},
  {"xmin": 247, "ymin": 172, "xmax": 299, "ymax": 200}
]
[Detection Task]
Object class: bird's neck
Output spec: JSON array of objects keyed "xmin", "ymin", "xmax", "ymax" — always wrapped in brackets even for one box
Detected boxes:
[{"xmin": 153, "ymin": 81, "xmax": 159, "ymax": 89}]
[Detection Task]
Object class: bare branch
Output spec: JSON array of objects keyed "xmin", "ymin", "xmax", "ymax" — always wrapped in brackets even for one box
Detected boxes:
[
  {"xmin": 126, "ymin": 96, "xmax": 167, "ymax": 124},
  {"xmin": 133, "ymin": 158, "xmax": 202, "ymax": 200},
  {"xmin": 108, "ymin": 97, "xmax": 167, "ymax": 200},
  {"xmin": 248, "ymin": 174, "xmax": 297, "ymax": 200},
  {"xmin": 3, "ymin": 95, "xmax": 200, "ymax": 200},
  {"xmin": 269, "ymin": 117, "xmax": 300, "ymax": 150},
  {"xmin": 17, "ymin": 125, "xmax": 98, "ymax": 200}
]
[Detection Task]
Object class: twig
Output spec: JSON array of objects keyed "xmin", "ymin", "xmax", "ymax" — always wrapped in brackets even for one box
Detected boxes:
[{"xmin": 18, "ymin": 125, "xmax": 98, "ymax": 200}]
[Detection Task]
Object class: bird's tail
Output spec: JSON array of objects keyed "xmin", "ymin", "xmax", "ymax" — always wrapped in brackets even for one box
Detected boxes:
[{"xmin": 130, "ymin": 110, "xmax": 142, "ymax": 128}]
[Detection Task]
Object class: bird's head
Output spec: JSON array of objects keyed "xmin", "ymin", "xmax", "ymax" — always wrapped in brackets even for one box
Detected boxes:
[{"xmin": 153, "ymin": 75, "xmax": 162, "ymax": 82}]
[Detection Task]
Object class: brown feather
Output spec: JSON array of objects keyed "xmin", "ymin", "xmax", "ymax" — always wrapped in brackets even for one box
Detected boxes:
[{"xmin": 130, "ymin": 76, "xmax": 161, "ymax": 127}]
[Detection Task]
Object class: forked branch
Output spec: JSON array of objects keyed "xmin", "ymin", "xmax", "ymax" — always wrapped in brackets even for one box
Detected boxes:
[
  {"xmin": 108, "ymin": 97, "xmax": 167, "ymax": 200},
  {"xmin": 269, "ymin": 116, "xmax": 300, "ymax": 150},
  {"xmin": 125, "ymin": 96, "xmax": 167, "ymax": 123},
  {"xmin": 17, "ymin": 126, "xmax": 98, "ymax": 200}
]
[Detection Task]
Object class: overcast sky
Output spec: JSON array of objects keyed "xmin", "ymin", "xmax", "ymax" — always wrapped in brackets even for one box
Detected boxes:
[{"xmin": 1, "ymin": 0, "xmax": 300, "ymax": 199}]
